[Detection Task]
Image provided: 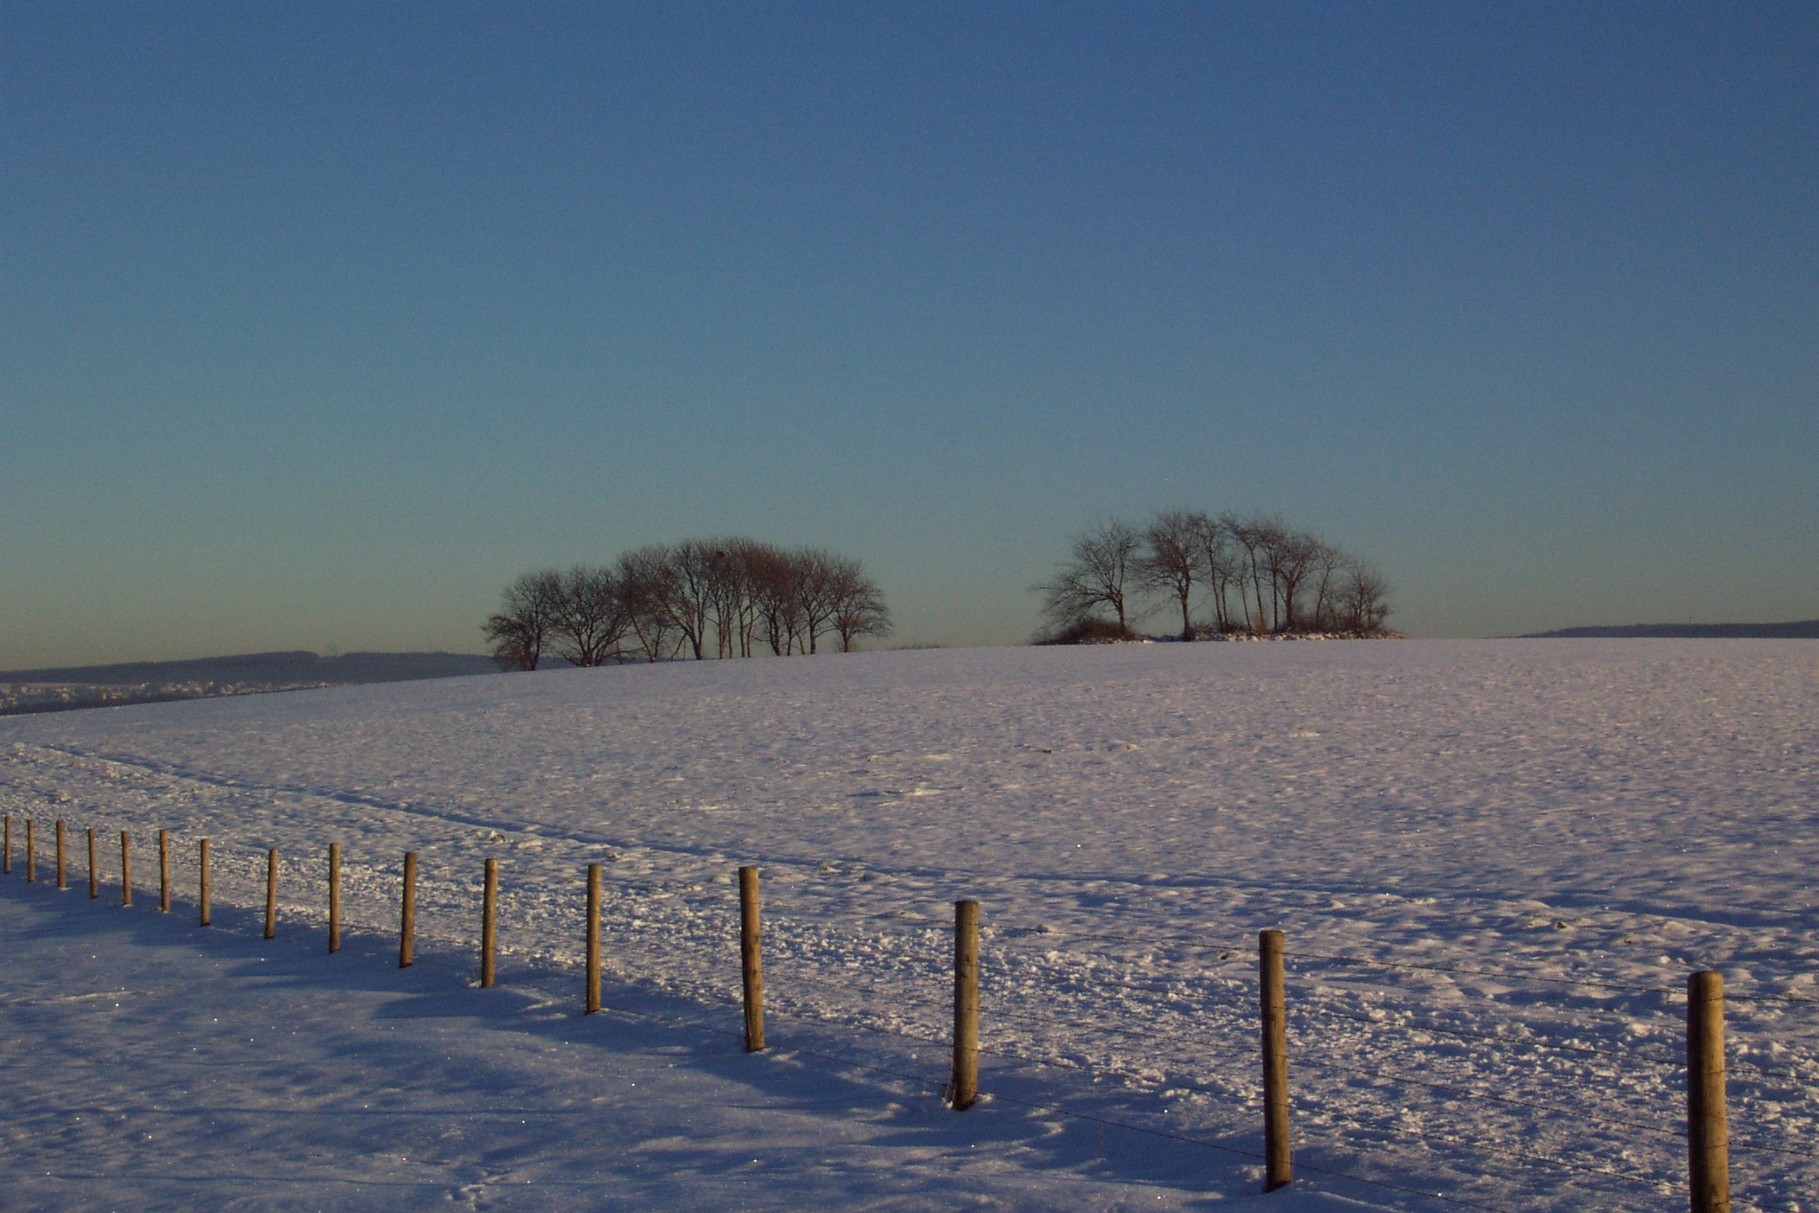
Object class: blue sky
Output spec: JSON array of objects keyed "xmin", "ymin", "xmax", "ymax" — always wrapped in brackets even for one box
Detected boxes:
[{"xmin": 4, "ymin": 1, "xmax": 1815, "ymax": 668}]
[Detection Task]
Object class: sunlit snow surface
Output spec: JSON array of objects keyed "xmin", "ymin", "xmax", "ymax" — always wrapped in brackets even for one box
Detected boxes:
[{"xmin": 2, "ymin": 640, "xmax": 1814, "ymax": 1210}]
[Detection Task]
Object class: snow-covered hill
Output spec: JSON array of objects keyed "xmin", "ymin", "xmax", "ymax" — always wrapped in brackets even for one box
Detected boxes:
[
  {"xmin": 0, "ymin": 651, "xmax": 497, "ymax": 716},
  {"xmin": 1, "ymin": 641, "xmax": 1813, "ymax": 1210}
]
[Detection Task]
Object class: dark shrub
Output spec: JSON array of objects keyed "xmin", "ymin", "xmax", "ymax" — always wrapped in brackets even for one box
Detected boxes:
[{"xmin": 1033, "ymin": 617, "xmax": 1140, "ymax": 646}]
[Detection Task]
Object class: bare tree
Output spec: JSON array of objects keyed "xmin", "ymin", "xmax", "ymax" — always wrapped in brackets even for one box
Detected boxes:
[
  {"xmin": 719, "ymin": 538, "xmax": 773, "ymax": 659},
  {"xmin": 549, "ymin": 565, "xmax": 629, "ymax": 667},
  {"xmin": 1138, "ymin": 509, "xmax": 1206, "ymax": 640},
  {"xmin": 1269, "ymin": 529, "xmax": 1325, "ymax": 633},
  {"xmin": 1031, "ymin": 508, "xmax": 1393, "ymax": 641},
  {"xmin": 827, "ymin": 556, "xmax": 892, "ymax": 652},
  {"xmin": 791, "ymin": 548, "xmax": 845, "ymax": 655},
  {"xmin": 481, "ymin": 569, "xmax": 564, "ymax": 671},
  {"xmin": 618, "ymin": 545, "xmax": 684, "ymax": 662},
  {"xmin": 653, "ymin": 540, "xmax": 718, "ymax": 660},
  {"xmin": 704, "ymin": 542, "xmax": 746, "ymax": 659},
  {"xmin": 1223, "ymin": 513, "xmax": 1283, "ymax": 633},
  {"xmin": 1036, "ymin": 520, "xmax": 1147, "ymax": 637},
  {"xmin": 747, "ymin": 543, "xmax": 804, "ymax": 655},
  {"xmin": 1189, "ymin": 512, "xmax": 1239, "ymax": 633},
  {"xmin": 1306, "ymin": 540, "xmax": 1349, "ymax": 632},
  {"xmin": 488, "ymin": 538, "xmax": 892, "ymax": 664},
  {"xmin": 1337, "ymin": 564, "xmax": 1392, "ymax": 632}
]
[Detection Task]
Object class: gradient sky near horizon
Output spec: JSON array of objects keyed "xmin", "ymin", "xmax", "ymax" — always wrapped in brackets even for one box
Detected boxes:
[{"xmin": 4, "ymin": 2, "xmax": 1816, "ymax": 669}]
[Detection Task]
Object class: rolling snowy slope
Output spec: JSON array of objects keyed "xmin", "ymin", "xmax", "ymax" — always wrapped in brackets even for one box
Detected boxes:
[{"xmin": 1, "ymin": 641, "xmax": 1814, "ymax": 1210}]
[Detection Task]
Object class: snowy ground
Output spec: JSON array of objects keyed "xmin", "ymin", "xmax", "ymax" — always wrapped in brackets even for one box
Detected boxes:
[{"xmin": 0, "ymin": 640, "xmax": 1813, "ymax": 1210}]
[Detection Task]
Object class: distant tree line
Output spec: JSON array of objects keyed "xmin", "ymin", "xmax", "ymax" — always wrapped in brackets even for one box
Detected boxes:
[
  {"xmin": 1035, "ymin": 511, "xmax": 1393, "ymax": 643},
  {"xmin": 484, "ymin": 539, "xmax": 892, "ymax": 670}
]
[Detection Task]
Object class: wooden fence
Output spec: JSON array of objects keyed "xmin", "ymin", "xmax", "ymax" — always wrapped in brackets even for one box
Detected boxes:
[{"xmin": 0, "ymin": 811, "xmax": 1763, "ymax": 1212}]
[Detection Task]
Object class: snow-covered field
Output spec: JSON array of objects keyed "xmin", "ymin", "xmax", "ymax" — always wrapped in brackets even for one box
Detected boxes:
[{"xmin": 0, "ymin": 640, "xmax": 1813, "ymax": 1211}]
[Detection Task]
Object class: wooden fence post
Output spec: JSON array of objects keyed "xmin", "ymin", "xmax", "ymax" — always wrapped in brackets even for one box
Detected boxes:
[
  {"xmin": 121, "ymin": 831, "xmax": 132, "ymax": 907},
  {"xmin": 585, "ymin": 863, "xmax": 602, "ymax": 1014},
  {"xmin": 56, "ymin": 820, "xmax": 67, "ymax": 890},
  {"xmin": 327, "ymin": 843, "xmax": 342, "ymax": 953},
  {"xmin": 1260, "ymin": 928, "xmax": 1292, "ymax": 1191},
  {"xmin": 480, "ymin": 857, "xmax": 498, "ymax": 989},
  {"xmin": 264, "ymin": 848, "xmax": 279, "ymax": 939},
  {"xmin": 399, "ymin": 851, "xmax": 418, "ymax": 968},
  {"xmin": 25, "ymin": 819, "xmax": 35, "ymax": 883},
  {"xmin": 740, "ymin": 866, "xmax": 766, "ymax": 1052},
  {"xmin": 87, "ymin": 827, "xmax": 99, "ymax": 899},
  {"xmin": 198, "ymin": 838, "xmax": 211, "ymax": 927},
  {"xmin": 951, "ymin": 898, "xmax": 980, "ymax": 1111},
  {"xmin": 1688, "ymin": 970, "xmax": 1730, "ymax": 1213},
  {"xmin": 158, "ymin": 829, "xmax": 170, "ymax": 913}
]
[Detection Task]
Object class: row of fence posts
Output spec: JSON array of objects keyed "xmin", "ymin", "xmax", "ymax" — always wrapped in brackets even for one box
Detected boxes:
[{"xmin": 0, "ymin": 814, "xmax": 1731, "ymax": 1208}]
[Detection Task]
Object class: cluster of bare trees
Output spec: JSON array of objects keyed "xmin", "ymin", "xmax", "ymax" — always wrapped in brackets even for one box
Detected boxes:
[
  {"xmin": 484, "ymin": 539, "xmax": 892, "ymax": 671},
  {"xmin": 1036, "ymin": 512, "xmax": 1393, "ymax": 643}
]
